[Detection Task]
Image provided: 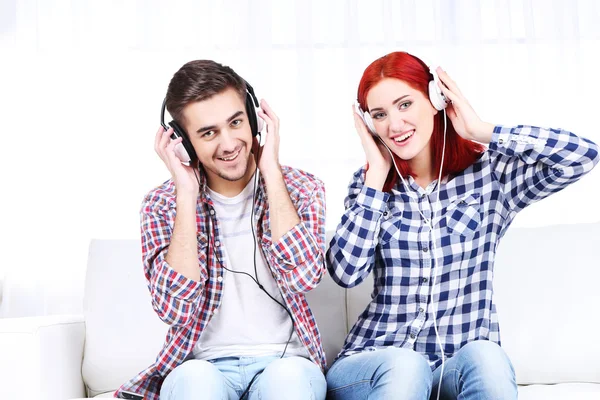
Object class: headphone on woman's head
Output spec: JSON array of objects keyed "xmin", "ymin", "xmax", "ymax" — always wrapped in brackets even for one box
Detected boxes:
[
  {"xmin": 160, "ymin": 81, "xmax": 264, "ymax": 165},
  {"xmin": 356, "ymin": 66, "xmax": 449, "ymax": 135},
  {"xmin": 427, "ymin": 66, "xmax": 449, "ymax": 112}
]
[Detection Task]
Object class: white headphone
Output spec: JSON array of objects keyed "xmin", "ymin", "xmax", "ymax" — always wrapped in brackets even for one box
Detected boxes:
[
  {"xmin": 356, "ymin": 66, "xmax": 448, "ymax": 134},
  {"xmin": 427, "ymin": 66, "xmax": 449, "ymax": 112}
]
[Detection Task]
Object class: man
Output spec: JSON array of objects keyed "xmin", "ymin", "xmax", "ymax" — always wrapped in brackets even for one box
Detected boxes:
[{"xmin": 116, "ymin": 60, "xmax": 327, "ymax": 400}]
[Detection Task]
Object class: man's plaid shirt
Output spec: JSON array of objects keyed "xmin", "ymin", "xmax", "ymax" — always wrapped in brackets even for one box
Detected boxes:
[{"xmin": 116, "ymin": 166, "xmax": 327, "ymax": 400}]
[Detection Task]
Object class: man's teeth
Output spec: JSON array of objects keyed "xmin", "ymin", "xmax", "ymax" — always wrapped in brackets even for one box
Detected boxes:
[
  {"xmin": 220, "ymin": 151, "xmax": 239, "ymax": 161},
  {"xmin": 394, "ymin": 130, "xmax": 414, "ymax": 142}
]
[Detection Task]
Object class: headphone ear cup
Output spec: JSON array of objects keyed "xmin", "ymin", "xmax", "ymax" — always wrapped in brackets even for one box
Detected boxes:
[
  {"xmin": 428, "ymin": 80, "xmax": 448, "ymax": 111},
  {"xmin": 428, "ymin": 65, "xmax": 448, "ymax": 111},
  {"xmin": 355, "ymin": 101, "xmax": 377, "ymax": 135},
  {"xmin": 363, "ymin": 112, "xmax": 377, "ymax": 134},
  {"xmin": 169, "ymin": 120, "xmax": 198, "ymax": 164},
  {"xmin": 255, "ymin": 107, "xmax": 264, "ymax": 133},
  {"xmin": 245, "ymin": 94, "xmax": 260, "ymax": 137},
  {"xmin": 428, "ymin": 69, "xmax": 448, "ymax": 111}
]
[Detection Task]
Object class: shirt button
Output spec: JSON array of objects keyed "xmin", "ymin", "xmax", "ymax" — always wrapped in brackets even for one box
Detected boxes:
[
  {"xmin": 423, "ymin": 247, "xmax": 428, "ymax": 253},
  {"xmin": 410, "ymin": 333, "xmax": 416, "ymax": 339},
  {"xmin": 217, "ymin": 276, "xmax": 223, "ymax": 282},
  {"xmin": 383, "ymin": 211, "xmax": 388, "ymax": 217},
  {"xmin": 419, "ymin": 307, "xmax": 424, "ymax": 313},
  {"xmin": 499, "ymin": 138, "xmax": 505, "ymax": 144},
  {"xmin": 422, "ymin": 277, "xmax": 428, "ymax": 283},
  {"xmin": 215, "ymin": 241, "xmax": 220, "ymax": 247}
]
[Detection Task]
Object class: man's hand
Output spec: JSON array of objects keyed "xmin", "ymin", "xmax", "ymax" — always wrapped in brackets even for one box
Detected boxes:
[
  {"xmin": 154, "ymin": 126, "xmax": 199, "ymax": 197},
  {"xmin": 256, "ymin": 99, "xmax": 281, "ymax": 178}
]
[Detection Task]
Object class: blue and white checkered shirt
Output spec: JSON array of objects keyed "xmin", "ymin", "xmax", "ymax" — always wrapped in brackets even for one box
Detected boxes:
[{"xmin": 327, "ymin": 125, "xmax": 599, "ymax": 370}]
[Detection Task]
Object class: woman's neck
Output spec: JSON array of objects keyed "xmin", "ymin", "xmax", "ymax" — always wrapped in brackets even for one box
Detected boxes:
[{"xmin": 408, "ymin": 146, "xmax": 437, "ymax": 189}]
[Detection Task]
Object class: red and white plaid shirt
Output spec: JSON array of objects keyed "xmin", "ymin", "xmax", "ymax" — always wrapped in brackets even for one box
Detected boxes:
[{"xmin": 115, "ymin": 166, "xmax": 327, "ymax": 400}]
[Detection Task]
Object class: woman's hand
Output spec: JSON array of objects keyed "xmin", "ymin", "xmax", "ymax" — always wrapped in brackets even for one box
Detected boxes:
[
  {"xmin": 353, "ymin": 105, "xmax": 392, "ymax": 190},
  {"xmin": 436, "ymin": 67, "xmax": 494, "ymax": 144}
]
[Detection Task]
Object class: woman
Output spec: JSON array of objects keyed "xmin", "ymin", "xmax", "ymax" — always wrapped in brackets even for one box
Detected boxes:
[{"xmin": 326, "ymin": 51, "xmax": 599, "ymax": 400}]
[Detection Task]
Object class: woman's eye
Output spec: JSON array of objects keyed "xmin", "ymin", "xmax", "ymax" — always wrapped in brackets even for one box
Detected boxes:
[
  {"xmin": 372, "ymin": 112, "xmax": 385, "ymax": 119},
  {"xmin": 399, "ymin": 101, "xmax": 412, "ymax": 110}
]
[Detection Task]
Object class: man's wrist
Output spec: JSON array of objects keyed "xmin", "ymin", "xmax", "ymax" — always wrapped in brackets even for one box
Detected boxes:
[
  {"xmin": 175, "ymin": 191, "xmax": 198, "ymax": 209},
  {"xmin": 261, "ymin": 164, "xmax": 283, "ymax": 185}
]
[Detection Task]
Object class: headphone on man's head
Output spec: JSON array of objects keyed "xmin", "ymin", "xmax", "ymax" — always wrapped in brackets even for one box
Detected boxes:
[
  {"xmin": 160, "ymin": 81, "xmax": 264, "ymax": 165},
  {"xmin": 356, "ymin": 66, "xmax": 449, "ymax": 135}
]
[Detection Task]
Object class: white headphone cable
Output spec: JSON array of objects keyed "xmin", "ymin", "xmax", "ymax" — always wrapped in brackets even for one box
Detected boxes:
[{"xmin": 376, "ymin": 110, "xmax": 447, "ymax": 400}]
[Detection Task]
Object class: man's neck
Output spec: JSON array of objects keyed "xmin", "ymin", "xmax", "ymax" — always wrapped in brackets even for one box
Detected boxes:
[{"xmin": 207, "ymin": 158, "xmax": 257, "ymax": 198}]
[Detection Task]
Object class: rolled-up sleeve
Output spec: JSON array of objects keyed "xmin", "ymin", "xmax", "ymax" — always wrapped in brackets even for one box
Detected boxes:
[
  {"xmin": 267, "ymin": 179, "xmax": 326, "ymax": 294},
  {"xmin": 141, "ymin": 201, "xmax": 206, "ymax": 327}
]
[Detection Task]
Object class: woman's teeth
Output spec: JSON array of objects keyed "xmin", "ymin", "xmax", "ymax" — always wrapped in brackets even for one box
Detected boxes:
[{"xmin": 394, "ymin": 130, "xmax": 414, "ymax": 142}]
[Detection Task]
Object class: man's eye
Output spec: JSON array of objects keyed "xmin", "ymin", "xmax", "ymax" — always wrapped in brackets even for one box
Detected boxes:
[
  {"xmin": 231, "ymin": 119, "xmax": 242, "ymax": 127},
  {"xmin": 203, "ymin": 130, "xmax": 216, "ymax": 138}
]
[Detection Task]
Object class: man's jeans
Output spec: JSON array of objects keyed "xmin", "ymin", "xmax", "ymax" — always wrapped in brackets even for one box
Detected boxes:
[
  {"xmin": 326, "ymin": 340, "xmax": 517, "ymax": 400},
  {"xmin": 160, "ymin": 354, "xmax": 326, "ymax": 400}
]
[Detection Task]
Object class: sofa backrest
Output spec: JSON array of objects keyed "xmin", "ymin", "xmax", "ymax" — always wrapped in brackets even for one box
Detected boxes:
[
  {"xmin": 345, "ymin": 222, "xmax": 600, "ymax": 385},
  {"xmin": 82, "ymin": 240, "xmax": 168, "ymax": 397},
  {"xmin": 82, "ymin": 223, "xmax": 600, "ymax": 395},
  {"xmin": 491, "ymin": 222, "xmax": 600, "ymax": 384}
]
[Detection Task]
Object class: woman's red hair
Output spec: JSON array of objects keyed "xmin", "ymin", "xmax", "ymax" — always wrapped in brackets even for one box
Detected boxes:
[{"xmin": 358, "ymin": 52, "xmax": 485, "ymax": 192}]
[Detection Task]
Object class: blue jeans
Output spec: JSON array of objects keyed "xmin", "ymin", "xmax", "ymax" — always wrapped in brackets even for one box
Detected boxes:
[
  {"xmin": 160, "ymin": 354, "xmax": 326, "ymax": 400},
  {"xmin": 326, "ymin": 341, "xmax": 517, "ymax": 400}
]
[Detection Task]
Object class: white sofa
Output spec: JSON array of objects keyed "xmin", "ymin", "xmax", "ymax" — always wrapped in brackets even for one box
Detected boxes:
[{"xmin": 1, "ymin": 223, "xmax": 600, "ymax": 399}]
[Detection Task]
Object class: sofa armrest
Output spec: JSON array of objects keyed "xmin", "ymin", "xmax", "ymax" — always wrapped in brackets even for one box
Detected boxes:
[{"xmin": 0, "ymin": 314, "xmax": 87, "ymax": 400}]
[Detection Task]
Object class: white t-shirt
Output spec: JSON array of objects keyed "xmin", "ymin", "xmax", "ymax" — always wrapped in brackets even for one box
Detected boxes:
[{"xmin": 193, "ymin": 177, "xmax": 308, "ymax": 361}]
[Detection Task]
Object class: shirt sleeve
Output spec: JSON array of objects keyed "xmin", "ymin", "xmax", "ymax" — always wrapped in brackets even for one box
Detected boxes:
[
  {"xmin": 267, "ymin": 179, "xmax": 327, "ymax": 294},
  {"xmin": 326, "ymin": 166, "xmax": 390, "ymax": 288},
  {"xmin": 140, "ymin": 198, "xmax": 207, "ymax": 327},
  {"xmin": 490, "ymin": 125, "xmax": 599, "ymax": 214}
]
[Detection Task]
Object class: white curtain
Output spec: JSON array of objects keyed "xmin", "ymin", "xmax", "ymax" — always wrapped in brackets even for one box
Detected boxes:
[{"xmin": 1, "ymin": 0, "xmax": 599, "ymax": 317}]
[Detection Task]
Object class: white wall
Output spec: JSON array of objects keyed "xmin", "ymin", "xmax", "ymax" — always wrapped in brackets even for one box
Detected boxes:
[{"xmin": 1, "ymin": 0, "xmax": 599, "ymax": 317}]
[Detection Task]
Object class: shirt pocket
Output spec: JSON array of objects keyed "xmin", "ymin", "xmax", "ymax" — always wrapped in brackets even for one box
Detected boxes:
[
  {"xmin": 445, "ymin": 193, "xmax": 482, "ymax": 238},
  {"xmin": 379, "ymin": 205, "xmax": 403, "ymax": 244}
]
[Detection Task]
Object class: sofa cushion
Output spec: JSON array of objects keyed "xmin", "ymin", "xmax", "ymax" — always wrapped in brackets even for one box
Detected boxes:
[
  {"xmin": 517, "ymin": 383, "xmax": 600, "ymax": 399},
  {"xmin": 69, "ymin": 383, "xmax": 600, "ymax": 399}
]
